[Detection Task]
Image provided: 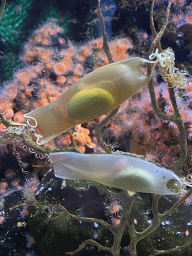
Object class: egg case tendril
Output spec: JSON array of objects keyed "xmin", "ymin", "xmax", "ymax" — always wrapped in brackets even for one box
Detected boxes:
[{"xmin": 149, "ymin": 48, "xmax": 188, "ymax": 88}]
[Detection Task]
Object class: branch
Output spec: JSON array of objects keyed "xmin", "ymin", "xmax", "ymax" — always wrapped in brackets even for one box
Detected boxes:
[
  {"xmin": 0, "ymin": 111, "xmax": 17, "ymax": 127},
  {"xmin": 11, "ymin": 201, "xmax": 115, "ymax": 233},
  {"xmin": 168, "ymin": 87, "xmax": 187, "ymax": 175},
  {"xmin": 136, "ymin": 194, "xmax": 162, "ymax": 240},
  {"xmin": 66, "ymin": 239, "xmax": 114, "ymax": 255},
  {"xmin": 147, "ymin": 80, "xmax": 175, "ymax": 121},
  {"xmin": 150, "ymin": 0, "xmax": 162, "ymax": 53},
  {"xmin": 93, "ymin": 107, "xmax": 119, "ymax": 153},
  {"xmin": 149, "ymin": 0, "xmax": 172, "ymax": 54},
  {"xmin": 95, "ymin": 0, "xmax": 113, "ymax": 63},
  {"xmin": 154, "ymin": 239, "xmax": 192, "ymax": 254},
  {"xmin": 161, "ymin": 187, "xmax": 192, "ymax": 221}
]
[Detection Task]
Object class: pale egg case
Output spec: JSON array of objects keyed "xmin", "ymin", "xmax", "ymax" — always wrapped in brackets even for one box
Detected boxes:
[
  {"xmin": 49, "ymin": 152, "xmax": 184, "ymax": 195},
  {"xmin": 24, "ymin": 57, "xmax": 156, "ymax": 145}
]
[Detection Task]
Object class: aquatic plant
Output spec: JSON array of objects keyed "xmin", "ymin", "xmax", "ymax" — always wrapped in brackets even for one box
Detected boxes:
[
  {"xmin": 0, "ymin": 0, "xmax": 192, "ymax": 256},
  {"xmin": 0, "ymin": 0, "xmax": 32, "ymax": 45}
]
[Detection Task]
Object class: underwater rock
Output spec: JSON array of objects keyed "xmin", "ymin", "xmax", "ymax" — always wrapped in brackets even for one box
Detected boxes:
[{"xmin": 27, "ymin": 170, "xmax": 114, "ymax": 256}]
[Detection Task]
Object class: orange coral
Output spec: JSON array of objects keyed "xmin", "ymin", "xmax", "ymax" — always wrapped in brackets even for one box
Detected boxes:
[
  {"xmin": 56, "ymin": 76, "xmax": 67, "ymax": 84},
  {"xmin": 53, "ymin": 62, "xmax": 66, "ymax": 76}
]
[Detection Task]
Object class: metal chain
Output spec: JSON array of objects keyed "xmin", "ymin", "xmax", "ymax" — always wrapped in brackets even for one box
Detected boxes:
[
  {"xmin": 12, "ymin": 137, "xmax": 28, "ymax": 175},
  {"xmin": 8, "ymin": 125, "xmax": 52, "ymax": 176},
  {"xmin": 20, "ymin": 143, "xmax": 52, "ymax": 166}
]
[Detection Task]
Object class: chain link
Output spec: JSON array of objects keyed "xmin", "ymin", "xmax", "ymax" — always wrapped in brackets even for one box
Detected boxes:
[{"xmin": 186, "ymin": 174, "xmax": 192, "ymax": 186}]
